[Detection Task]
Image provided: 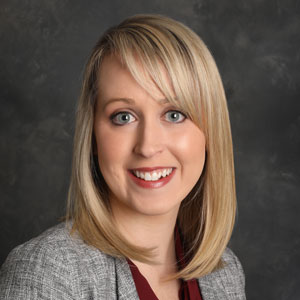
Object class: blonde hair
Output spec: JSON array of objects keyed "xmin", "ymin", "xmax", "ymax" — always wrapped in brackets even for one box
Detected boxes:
[{"xmin": 66, "ymin": 14, "xmax": 236, "ymax": 281}]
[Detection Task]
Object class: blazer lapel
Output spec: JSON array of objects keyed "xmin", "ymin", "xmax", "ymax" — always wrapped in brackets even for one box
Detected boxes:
[
  {"xmin": 114, "ymin": 257, "xmax": 140, "ymax": 300},
  {"xmin": 198, "ymin": 274, "xmax": 231, "ymax": 300},
  {"xmin": 114, "ymin": 256, "xmax": 235, "ymax": 300}
]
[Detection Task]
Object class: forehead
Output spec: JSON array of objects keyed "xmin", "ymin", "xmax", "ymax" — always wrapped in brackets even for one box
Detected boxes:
[{"xmin": 97, "ymin": 54, "xmax": 173, "ymax": 103}]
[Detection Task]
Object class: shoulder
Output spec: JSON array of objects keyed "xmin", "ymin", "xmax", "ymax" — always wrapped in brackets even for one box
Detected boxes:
[
  {"xmin": 1, "ymin": 222, "xmax": 113, "ymax": 269},
  {"xmin": 221, "ymin": 248, "xmax": 245, "ymax": 280},
  {"xmin": 198, "ymin": 247, "xmax": 246, "ymax": 300},
  {"xmin": 0, "ymin": 222, "xmax": 115, "ymax": 299},
  {"xmin": 221, "ymin": 248, "xmax": 246, "ymax": 290}
]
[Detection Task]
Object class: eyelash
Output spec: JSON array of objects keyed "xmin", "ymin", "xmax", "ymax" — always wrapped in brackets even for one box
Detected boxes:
[{"xmin": 110, "ymin": 110, "xmax": 187, "ymax": 126}]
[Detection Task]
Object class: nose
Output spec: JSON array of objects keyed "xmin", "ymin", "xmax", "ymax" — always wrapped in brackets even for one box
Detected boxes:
[{"xmin": 133, "ymin": 119, "xmax": 164, "ymax": 158}]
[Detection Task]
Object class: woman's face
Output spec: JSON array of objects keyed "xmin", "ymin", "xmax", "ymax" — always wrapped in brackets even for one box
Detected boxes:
[{"xmin": 94, "ymin": 55, "xmax": 206, "ymax": 220}]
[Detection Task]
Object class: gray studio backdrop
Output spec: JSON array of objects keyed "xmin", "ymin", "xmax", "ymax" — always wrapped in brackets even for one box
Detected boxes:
[{"xmin": 1, "ymin": 0, "xmax": 299, "ymax": 299}]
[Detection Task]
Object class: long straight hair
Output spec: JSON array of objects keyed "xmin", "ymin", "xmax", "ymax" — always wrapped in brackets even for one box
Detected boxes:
[{"xmin": 66, "ymin": 14, "xmax": 236, "ymax": 281}]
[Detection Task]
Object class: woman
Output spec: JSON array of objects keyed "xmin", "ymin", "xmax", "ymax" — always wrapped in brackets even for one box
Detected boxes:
[{"xmin": 0, "ymin": 14, "xmax": 246, "ymax": 299}]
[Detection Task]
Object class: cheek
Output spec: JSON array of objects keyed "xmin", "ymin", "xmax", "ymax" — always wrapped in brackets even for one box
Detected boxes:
[
  {"xmin": 172, "ymin": 127, "xmax": 206, "ymax": 174},
  {"xmin": 94, "ymin": 123, "xmax": 133, "ymax": 174},
  {"xmin": 94, "ymin": 122, "xmax": 112, "ymax": 170},
  {"xmin": 96, "ymin": 132, "xmax": 121, "ymax": 162}
]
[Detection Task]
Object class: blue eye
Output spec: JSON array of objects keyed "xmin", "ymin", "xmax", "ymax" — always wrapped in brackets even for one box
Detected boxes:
[
  {"xmin": 111, "ymin": 112, "xmax": 136, "ymax": 125},
  {"xmin": 165, "ymin": 110, "xmax": 186, "ymax": 123}
]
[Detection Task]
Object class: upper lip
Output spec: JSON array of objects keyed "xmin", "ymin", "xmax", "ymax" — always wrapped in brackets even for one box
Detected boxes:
[{"xmin": 129, "ymin": 167, "xmax": 175, "ymax": 172}]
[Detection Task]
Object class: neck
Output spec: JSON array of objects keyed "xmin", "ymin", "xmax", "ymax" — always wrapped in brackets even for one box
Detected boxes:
[{"xmin": 110, "ymin": 198, "xmax": 180, "ymax": 265}]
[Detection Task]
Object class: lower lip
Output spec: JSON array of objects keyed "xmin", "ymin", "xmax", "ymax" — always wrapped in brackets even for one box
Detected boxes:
[{"xmin": 128, "ymin": 169, "xmax": 176, "ymax": 189}]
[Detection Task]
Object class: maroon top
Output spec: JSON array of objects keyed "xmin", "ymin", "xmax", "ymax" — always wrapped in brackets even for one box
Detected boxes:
[{"xmin": 127, "ymin": 226, "xmax": 203, "ymax": 300}]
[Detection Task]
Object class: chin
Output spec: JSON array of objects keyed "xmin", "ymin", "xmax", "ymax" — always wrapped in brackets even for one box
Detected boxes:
[{"xmin": 130, "ymin": 198, "xmax": 181, "ymax": 217}]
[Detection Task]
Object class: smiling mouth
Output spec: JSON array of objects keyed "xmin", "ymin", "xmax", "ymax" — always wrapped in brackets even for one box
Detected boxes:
[{"xmin": 130, "ymin": 168, "xmax": 174, "ymax": 182}]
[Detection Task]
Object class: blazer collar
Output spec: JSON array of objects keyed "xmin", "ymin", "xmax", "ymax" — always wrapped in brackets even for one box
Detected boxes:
[
  {"xmin": 115, "ymin": 257, "xmax": 140, "ymax": 300},
  {"xmin": 115, "ymin": 257, "xmax": 230, "ymax": 300},
  {"xmin": 197, "ymin": 271, "xmax": 231, "ymax": 300}
]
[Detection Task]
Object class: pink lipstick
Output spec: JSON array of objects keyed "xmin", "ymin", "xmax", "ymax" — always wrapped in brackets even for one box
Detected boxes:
[{"xmin": 128, "ymin": 167, "xmax": 176, "ymax": 189}]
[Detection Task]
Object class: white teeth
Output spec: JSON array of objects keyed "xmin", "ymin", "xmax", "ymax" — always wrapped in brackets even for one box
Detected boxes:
[
  {"xmin": 145, "ymin": 173, "xmax": 152, "ymax": 181},
  {"xmin": 132, "ymin": 168, "xmax": 173, "ymax": 181},
  {"xmin": 151, "ymin": 172, "xmax": 158, "ymax": 181}
]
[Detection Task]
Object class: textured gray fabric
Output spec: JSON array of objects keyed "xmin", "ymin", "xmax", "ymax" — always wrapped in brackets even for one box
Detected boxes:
[{"xmin": 0, "ymin": 223, "xmax": 246, "ymax": 299}]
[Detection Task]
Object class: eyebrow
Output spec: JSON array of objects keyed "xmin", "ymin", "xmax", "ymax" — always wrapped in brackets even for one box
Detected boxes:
[{"xmin": 101, "ymin": 97, "xmax": 170, "ymax": 111}]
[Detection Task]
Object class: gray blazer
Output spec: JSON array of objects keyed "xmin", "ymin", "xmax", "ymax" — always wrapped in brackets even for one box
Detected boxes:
[{"xmin": 0, "ymin": 223, "xmax": 246, "ymax": 299}]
